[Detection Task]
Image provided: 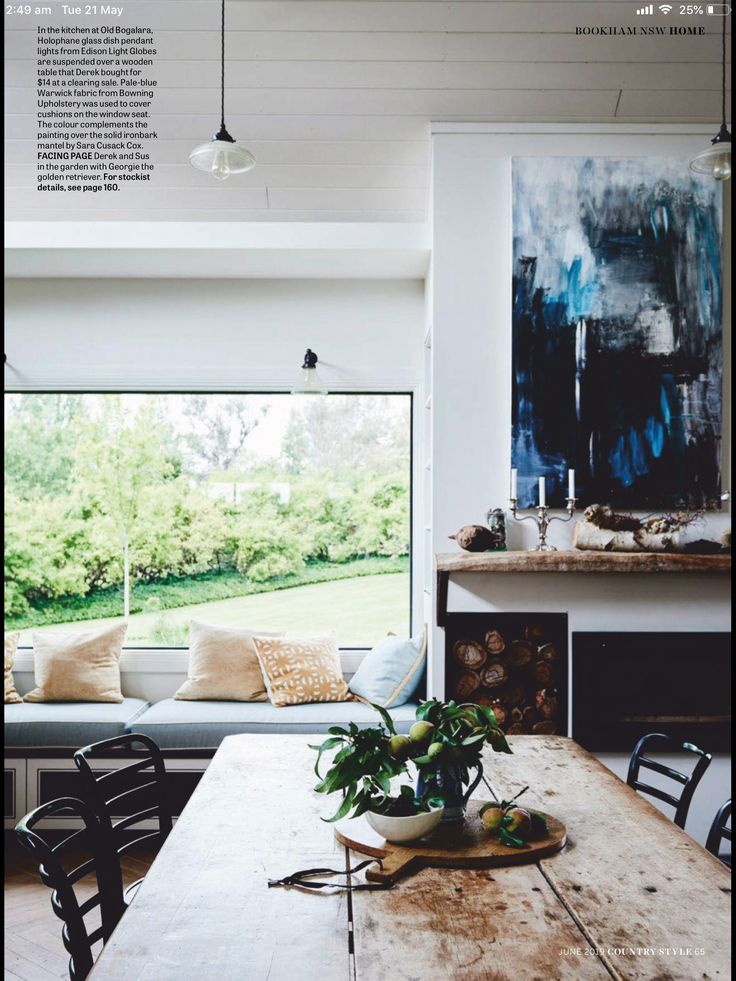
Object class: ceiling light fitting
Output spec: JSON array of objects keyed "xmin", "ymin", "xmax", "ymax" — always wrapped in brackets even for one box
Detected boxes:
[
  {"xmin": 689, "ymin": 15, "xmax": 731, "ymax": 182},
  {"xmin": 189, "ymin": 0, "xmax": 255, "ymax": 181},
  {"xmin": 291, "ymin": 349, "xmax": 328, "ymax": 396}
]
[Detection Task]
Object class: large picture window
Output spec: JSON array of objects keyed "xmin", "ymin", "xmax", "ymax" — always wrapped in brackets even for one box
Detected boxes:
[{"xmin": 4, "ymin": 393, "xmax": 411, "ymax": 648}]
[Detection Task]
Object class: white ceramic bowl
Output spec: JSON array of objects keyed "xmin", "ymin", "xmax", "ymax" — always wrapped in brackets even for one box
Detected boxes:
[{"xmin": 365, "ymin": 804, "xmax": 445, "ymax": 844}]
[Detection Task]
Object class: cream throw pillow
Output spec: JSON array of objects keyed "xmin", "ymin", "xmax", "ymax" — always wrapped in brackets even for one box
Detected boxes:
[
  {"xmin": 24, "ymin": 623, "xmax": 127, "ymax": 703},
  {"xmin": 253, "ymin": 633, "xmax": 351, "ymax": 708},
  {"xmin": 5, "ymin": 632, "xmax": 23, "ymax": 704},
  {"xmin": 175, "ymin": 621, "xmax": 282, "ymax": 702}
]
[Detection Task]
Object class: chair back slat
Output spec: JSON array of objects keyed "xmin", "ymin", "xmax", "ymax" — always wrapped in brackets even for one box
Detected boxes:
[
  {"xmin": 117, "ymin": 829, "xmax": 162, "ymax": 856},
  {"xmin": 113, "ymin": 806, "xmax": 160, "ymax": 834},
  {"xmin": 627, "ymin": 732, "xmax": 712, "ymax": 829},
  {"xmin": 629, "ymin": 782, "xmax": 682, "ymax": 811},
  {"xmin": 74, "ymin": 734, "xmax": 172, "ymax": 853},
  {"xmin": 705, "ymin": 799, "xmax": 732, "ymax": 865},
  {"xmin": 636, "ymin": 757, "xmax": 690, "ymax": 785},
  {"xmin": 106, "ymin": 780, "xmax": 159, "ymax": 813},
  {"xmin": 15, "ymin": 797, "xmax": 126, "ymax": 981}
]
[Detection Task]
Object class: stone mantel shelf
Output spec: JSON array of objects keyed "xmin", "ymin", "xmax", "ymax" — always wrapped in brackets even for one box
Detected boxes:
[{"xmin": 434, "ymin": 550, "xmax": 731, "ymax": 626}]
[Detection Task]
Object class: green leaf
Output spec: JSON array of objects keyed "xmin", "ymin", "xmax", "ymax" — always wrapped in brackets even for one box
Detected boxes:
[
  {"xmin": 529, "ymin": 810, "xmax": 549, "ymax": 839},
  {"xmin": 474, "ymin": 704, "xmax": 498, "ymax": 728},
  {"xmin": 461, "ymin": 732, "xmax": 487, "ymax": 747},
  {"xmin": 375, "ymin": 772, "xmax": 392, "ymax": 795},
  {"xmin": 499, "ymin": 827, "xmax": 528, "ymax": 849},
  {"xmin": 311, "ymin": 736, "xmax": 344, "ymax": 777},
  {"xmin": 368, "ymin": 701, "xmax": 397, "ymax": 735},
  {"xmin": 328, "ymin": 726, "xmax": 349, "ymax": 736},
  {"xmin": 321, "ymin": 786, "xmax": 356, "ymax": 824},
  {"xmin": 489, "ymin": 729, "xmax": 513, "ymax": 754}
]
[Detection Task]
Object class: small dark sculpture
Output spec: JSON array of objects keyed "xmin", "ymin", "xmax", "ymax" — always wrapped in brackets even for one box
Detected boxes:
[
  {"xmin": 449, "ymin": 525, "xmax": 496, "ymax": 552},
  {"xmin": 449, "ymin": 510, "xmax": 507, "ymax": 553}
]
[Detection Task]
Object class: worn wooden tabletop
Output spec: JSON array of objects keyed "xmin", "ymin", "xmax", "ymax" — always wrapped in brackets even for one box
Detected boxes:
[{"xmin": 89, "ymin": 735, "xmax": 731, "ymax": 981}]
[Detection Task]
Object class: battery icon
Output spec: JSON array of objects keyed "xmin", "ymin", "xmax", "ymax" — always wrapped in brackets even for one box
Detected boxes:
[{"xmin": 706, "ymin": 3, "xmax": 731, "ymax": 13}]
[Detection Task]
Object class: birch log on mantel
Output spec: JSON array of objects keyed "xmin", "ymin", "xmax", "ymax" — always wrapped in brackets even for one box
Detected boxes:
[{"xmin": 572, "ymin": 521, "xmax": 683, "ymax": 552}]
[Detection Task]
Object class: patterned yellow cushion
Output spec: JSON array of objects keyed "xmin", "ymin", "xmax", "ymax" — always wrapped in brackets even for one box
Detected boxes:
[
  {"xmin": 24, "ymin": 623, "xmax": 127, "ymax": 703},
  {"xmin": 4, "ymin": 632, "xmax": 23, "ymax": 704},
  {"xmin": 252, "ymin": 633, "xmax": 352, "ymax": 708}
]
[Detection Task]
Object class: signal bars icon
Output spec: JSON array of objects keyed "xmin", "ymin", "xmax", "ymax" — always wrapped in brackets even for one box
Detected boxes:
[{"xmin": 636, "ymin": 3, "xmax": 654, "ymax": 12}]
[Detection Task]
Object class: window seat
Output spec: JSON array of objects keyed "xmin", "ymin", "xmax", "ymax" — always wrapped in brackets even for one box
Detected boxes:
[
  {"xmin": 4, "ymin": 697, "xmax": 150, "ymax": 749},
  {"xmin": 128, "ymin": 698, "xmax": 418, "ymax": 749}
]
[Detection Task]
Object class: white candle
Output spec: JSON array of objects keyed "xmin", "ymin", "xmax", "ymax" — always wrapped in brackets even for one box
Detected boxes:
[
  {"xmin": 568, "ymin": 469, "xmax": 575, "ymax": 500},
  {"xmin": 538, "ymin": 476, "xmax": 546, "ymax": 508},
  {"xmin": 510, "ymin": 469, "xmax": 518, "ymax": 500}
]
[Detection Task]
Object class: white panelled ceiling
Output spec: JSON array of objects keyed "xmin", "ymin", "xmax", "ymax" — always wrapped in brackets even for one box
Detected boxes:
[{"xmin": 4, "ymin": 0, "xmax": 732, "ymax": 222}]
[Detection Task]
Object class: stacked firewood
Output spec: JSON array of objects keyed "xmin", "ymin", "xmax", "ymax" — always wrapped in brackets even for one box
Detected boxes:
[{"xmin": 451, "ymin": 624, "xmax": 561, "ymax": 735}]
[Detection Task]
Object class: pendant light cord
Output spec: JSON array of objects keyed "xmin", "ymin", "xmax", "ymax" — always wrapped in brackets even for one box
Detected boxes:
[
  {"xmin": 220, "ymin": 0, "xmax": 226, "ymax": 131},
  {"xmin": 721, "ymin": 14, "xmax": 726, "ymax": 129}
]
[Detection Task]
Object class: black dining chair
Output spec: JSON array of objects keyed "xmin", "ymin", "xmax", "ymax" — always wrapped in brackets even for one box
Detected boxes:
[
  {"xmin": 626, "ymin": 732, "xmax": 712, "ymax": 829},
  {"xmin": 15, "ymin": 797, "xmax": 126, "ymax": 981},
  {"xmin": 705, "ymin": 799, "xmax": 732, "ymax": 868},
  {"xmin": 74, "ymin": 733, "xmax": 172, "ymax": 903}
]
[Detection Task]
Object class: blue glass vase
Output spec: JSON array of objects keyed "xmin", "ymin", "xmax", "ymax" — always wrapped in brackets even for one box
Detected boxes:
[{"xmin": 416, "ymin": 761, "xmax": 484, "ymax": 822}]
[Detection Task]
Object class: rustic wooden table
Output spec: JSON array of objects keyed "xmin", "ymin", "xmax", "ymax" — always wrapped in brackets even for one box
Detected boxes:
[{"xmin": 89, "ymin": 735, "xmax": 731, "ymax": 981}]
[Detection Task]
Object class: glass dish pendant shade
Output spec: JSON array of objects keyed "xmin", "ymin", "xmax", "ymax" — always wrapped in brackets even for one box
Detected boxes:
[
  {"xmin": 190, "ymin": 0, "xmax": 255, "ymax": 180},
  {"xmin": 689, "ymin": 14, "xmax": 731, "ymax": 182},
  {"xmin": 189, "ymin": 129, "xmax": 256, "ymax": 182},
  {"xmin": 292, "ymin": 349, "xmax": 328, "ymax": 395},
  {"xmin": 689, "ymin": 126, "xmax": 732, "ymax": 182}
]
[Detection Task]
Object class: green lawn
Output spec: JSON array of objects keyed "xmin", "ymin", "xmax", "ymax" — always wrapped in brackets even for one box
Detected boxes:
[{"xmin": 17, "ymin": 572, "xmax": 411, "ymax": 649}]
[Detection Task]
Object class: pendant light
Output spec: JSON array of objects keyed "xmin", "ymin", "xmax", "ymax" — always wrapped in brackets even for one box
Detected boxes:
[
  {"xmin": 189, "ymin": 0, "xmax": 255, "ymax": 180},
  {"xmin": 291, "ymin": 349, "xmax": 328, "ymax": 395},
  {"xmin": 689, "ymin": 14, "xmax": 731, "ymax": 182}
]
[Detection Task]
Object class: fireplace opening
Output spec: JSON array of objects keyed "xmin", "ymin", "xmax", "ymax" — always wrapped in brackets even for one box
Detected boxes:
[
  {"xmin": 572, "ymin": 632, "xmax": 731, "ymax": 752},
  {"xmin": 444, "ymin": 613, "xmax": 568, "ymax": 736}
]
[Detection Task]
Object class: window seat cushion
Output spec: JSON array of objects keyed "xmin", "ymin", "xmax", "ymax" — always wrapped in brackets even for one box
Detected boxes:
[
  {"xmin": 4, "ymin": 697, "xmax": 150, "ymax": 749},
  {"xmin": 127, "ymin": 698, "xmax": 419, "ymax": 749}
]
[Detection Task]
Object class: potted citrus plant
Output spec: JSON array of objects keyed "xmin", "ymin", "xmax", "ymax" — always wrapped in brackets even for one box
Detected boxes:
[
  {"xmin": 311, "ymin": 699, "xmax": 511, "ymax": 839},
  {"xmin": 411, "ymin": 699, "xmax": 512, "ymax": 821}
]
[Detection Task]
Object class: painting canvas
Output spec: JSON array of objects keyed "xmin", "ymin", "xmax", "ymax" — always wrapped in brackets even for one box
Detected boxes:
[{"xmin": 511, "ymin": 157, "xmax": 723, "ymax": 510}]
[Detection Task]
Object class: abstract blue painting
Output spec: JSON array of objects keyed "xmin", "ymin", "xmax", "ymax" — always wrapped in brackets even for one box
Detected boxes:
[{"xmin": 512, "ymin": 157, "xmax": 723, "ymax": 509}]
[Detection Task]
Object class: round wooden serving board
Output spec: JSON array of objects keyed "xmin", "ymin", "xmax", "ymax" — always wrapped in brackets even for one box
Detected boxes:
[{"xmin": 335, "ymin": 801, "xmax": 566, "ymax": 883}]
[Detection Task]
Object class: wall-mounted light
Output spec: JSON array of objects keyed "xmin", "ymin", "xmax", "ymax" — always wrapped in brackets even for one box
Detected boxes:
[
  {"xmin": 189, "ymin": 0, "xmax": 256, "ymax": 181},
  {"xmin": 291, "ymin": 349, "xmax": 328, "ymax": 395},
  {"xmin": 689, "ymin": 15, "xmax": 731, "ymax": 182}
]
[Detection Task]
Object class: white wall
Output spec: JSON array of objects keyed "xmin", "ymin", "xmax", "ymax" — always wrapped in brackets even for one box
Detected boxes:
[
  {"xmin": 4, "ymin": 277, "xmax": 424, "ymax": 393},
  {"xmin": 4, "ymin": 275, "xmax": 428, "ymax": 646},
  {"xmin": 429, "ymin": 124, "xmax": 731, "ymax": 845}
]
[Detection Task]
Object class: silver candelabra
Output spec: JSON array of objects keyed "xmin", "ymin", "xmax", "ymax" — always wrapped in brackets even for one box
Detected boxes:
[{"xmin": 508, "ymin": 497, "xmax": 577, "ymax": 551}]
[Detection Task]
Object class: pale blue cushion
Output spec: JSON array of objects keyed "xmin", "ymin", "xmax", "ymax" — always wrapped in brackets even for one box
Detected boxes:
[
  {"xmin": 4, "ymin": 698, "xmax": 150, "ymax": 748},
  {"xmin": 348, "ymin": 631, "xmax": 427, "ymax": 708},
  {"xmin": 127, "ymin": 698, "xmax": 419, "ymax": 748}
]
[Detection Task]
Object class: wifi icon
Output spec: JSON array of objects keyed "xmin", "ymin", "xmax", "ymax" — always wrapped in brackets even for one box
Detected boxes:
[{"xmin": 659, "ymin": 3, "xmax": 673, "ymax": 10}]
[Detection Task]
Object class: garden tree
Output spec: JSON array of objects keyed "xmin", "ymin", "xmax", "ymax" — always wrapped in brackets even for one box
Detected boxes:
[
  {"xmin": 72, "ymin": 397, "xmax": 177, "ymax": 618},
  {"xmin": 282, "ymin": 395, "xmax": 409, "ymax": 476},
  {"xmin": 4, "ymin": 392, "xmax": 412, "ymax": 627},
  {"xmin": 181, "ymin": 395, "xmax": 268, "ymax": 479},
  {"xmin": 4, "ymin": 393, "xmax": 86, "ymax": 498},
  {"xmin": 4, "ymin": 494, "xmax": 89, "ymax": 616}
]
